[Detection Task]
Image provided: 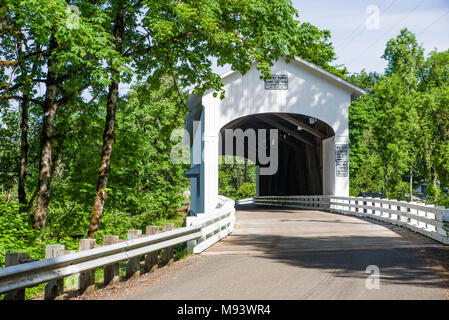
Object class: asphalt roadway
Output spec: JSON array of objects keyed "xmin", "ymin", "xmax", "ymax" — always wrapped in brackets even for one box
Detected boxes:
[{"xmin": 87, "ymin": 204, "xmax": 449, "ymax": 300}]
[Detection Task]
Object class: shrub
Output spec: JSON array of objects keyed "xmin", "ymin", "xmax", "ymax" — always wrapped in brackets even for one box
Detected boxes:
[
  {"xmin": 0, "ymin": 199, "xmax": 39, "ymax": 268},
  {"xmin": 236, "ymin": 182, "xmax": 256, "ymax": 199},
  {"xmin": 425, "ymin": 183, "xmax": 441, "ymax": 201}
]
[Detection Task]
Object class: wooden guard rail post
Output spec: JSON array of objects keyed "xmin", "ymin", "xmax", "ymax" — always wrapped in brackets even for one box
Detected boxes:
[
  {"xmin": 162, "ymin": 223, "xmax": 175, "ymax": 266},
  {"xmin": 144, "ymin": 226, "xmax": 159, "ymax": 272},
  {"xmin": 78, "ymin": 239, "xmax": 97, "ymax": 295},
  {"xmin": 4, "ymin": 253, "xmax": 34, "ymax": 300},
  {"xmin": 44, "ymin": 244, "xmax": 65, "ymax": 300},
  {"xmin": 103, "ymin": 235, "xmax": 120, "ymax": 286},
  {"xmin": 126, "ymin": 230, "xmax": 142, "ymax": 279}
]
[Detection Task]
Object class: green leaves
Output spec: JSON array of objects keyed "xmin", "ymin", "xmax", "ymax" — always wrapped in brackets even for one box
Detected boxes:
[
  {"xmin": 136, "ymin": 0, "xmax": 336, "ymax": 98},
  {"xmin": 0, "ymin": 199, "xmax": 37, "ymax": 268},
  {"xmin": 236, "ymin": 182, "xmax": 256, "ymax": 199},
  {"xmin": 350, "ymin": 29, "xmax": 449, "ymax": 200}
]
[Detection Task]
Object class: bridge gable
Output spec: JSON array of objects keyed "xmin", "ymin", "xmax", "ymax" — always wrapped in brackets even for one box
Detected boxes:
[
  {"xmin": 186, "ymin": 57, "xmax": 365, "ymax": 214},
  {"xmin": 200, "ymin": 57, "xmax": 364, "ymax": 137}
]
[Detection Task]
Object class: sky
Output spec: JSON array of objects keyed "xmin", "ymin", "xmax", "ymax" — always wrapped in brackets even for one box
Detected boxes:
[
  {"xmin": 213, "ymin": 0, "xmax": 449, "ymax": 75},
  {"xmin": 293, "ymin": 0, "xmax": 449, "ymax": 73}
]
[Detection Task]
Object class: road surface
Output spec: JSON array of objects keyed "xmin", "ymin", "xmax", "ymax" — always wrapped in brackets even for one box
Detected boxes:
[{"xmin": 80, "ymin": 204, "xmax": 449, "ymax": 300}]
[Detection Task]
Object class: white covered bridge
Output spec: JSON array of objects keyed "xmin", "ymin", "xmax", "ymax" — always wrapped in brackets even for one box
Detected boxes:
[
  {"xmin": 184, "ymin": 56, "xmax": 365, "ymax": 215},
  {"xmin": 181, "ymin": 57, "xmax": 449, "ymax": 256}
]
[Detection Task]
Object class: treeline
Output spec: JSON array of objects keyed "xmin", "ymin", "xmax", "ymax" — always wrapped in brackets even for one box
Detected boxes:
[
  {"xmin": 349, "ymin": 29, "xmax": 449, "ymax": 205},
  {"xmin": 0, "ymin": 0, "xmax": 339, "ymax": 269}
]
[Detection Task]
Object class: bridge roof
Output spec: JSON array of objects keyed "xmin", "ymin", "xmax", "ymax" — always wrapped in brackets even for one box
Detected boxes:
[
  {"xmin": 218, "ymin": 56, "xmax": 367, "ymax": 97},
  {"xmin": 185, "ymin": 57, "xmax": 367, "ymax": 141}
]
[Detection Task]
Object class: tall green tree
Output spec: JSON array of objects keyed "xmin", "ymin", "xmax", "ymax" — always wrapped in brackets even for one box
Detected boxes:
[
  {"xmin": 1, "ymin": 0, "xmax": 123, "ymax": 228},
  {"xmin": 418, "ymin": 50, "xmax": 449, "ymax": 189},
  {"xmin": 88, "ymin": 0, "xmax": 338, "ymax": 236},
  {"xmin": 349, "ymin": 29, "xmax": 425, "ymax": 199}
]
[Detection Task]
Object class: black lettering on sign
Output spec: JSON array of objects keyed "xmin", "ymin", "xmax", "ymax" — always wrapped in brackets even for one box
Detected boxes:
[
  {"xmin": 335, "ymin": 144, "xmax": 349, "ymax": 177},
  {"xmin": 265, "ymin": 74, "xmax": 288, "ymax": 90}
]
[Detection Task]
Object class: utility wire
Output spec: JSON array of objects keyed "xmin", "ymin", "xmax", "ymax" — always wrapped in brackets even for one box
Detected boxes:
[
  {"xmin": 338, "ymin": 0, "xmax": 388, "ymax": 50},
  {"xmin": 417, "ymin": 9, "xmax": 449, "ymax": 37},
  {"xmin": 358, "ymin": 0, "xmax": 426, "ymax": 56}
]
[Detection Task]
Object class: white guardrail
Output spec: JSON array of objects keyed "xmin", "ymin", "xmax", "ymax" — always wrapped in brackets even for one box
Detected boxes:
[
  {"xmin": 254, "ymin": 195, "xmax": 449, "ymax": 245},
  {"xmin": 0, "ymin": 196, "xmax": 236, "ymax": 297},
  {"xmin": 186, "ymin": 196, "xmax": 236, "ymax": 254}
]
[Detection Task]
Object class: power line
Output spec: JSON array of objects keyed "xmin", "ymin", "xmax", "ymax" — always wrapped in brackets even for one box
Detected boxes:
[
  {"xmin": 338, "ymin": 0, "xmax": 400, "ymax": 53},
  {"xmin": 417, "ymin": 9, "xmax": 449, "ymax": 37},
  {"xmin": 338, "ymin": 0, "xmax": 388, "ymax": 50},
  {"xmin": 359, "ymin": 0, "xmax": 426, "ymax": 56}
]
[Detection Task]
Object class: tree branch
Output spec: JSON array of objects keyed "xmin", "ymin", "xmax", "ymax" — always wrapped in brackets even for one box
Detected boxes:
[
  {"xmin": 0, "ymin": 50, "xmax": 47, "ymax": 68},
  {"xmin": 1, "ymin": 95, "xmax": 43, "ymax": 106},
  {"xmin": 126, "ymin": 29, "xmax": 198, "ymax": 58},
  {"xmin": 57, "ymin": 82, "xmax": 92, "ymax": 106}
]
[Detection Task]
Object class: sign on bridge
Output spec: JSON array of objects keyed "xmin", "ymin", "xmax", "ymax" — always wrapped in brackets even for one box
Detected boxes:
[
  {"xmin": 335, "ymin": 144, "xmax": 349, "ymax": 177},
  {"xmin": 264, "ymin": 74, "xmax": 288, "ymax": 90}
]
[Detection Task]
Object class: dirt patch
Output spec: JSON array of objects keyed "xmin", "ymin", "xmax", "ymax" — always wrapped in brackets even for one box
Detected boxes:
[{"xmin": 421, "ymin": 246, "xmax": 449, "ymax": 299}]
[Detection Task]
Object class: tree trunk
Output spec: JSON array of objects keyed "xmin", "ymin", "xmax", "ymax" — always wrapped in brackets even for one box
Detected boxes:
[
  {"xmin": 18, "ymin": 95, "xmax": 29, "ymax": 212},
  {"xmin": 88, "ymin": 11, "xmax": 124, "ymax": 238},
  {"xmin": 409, "ymin": 167, "xmax": 413, "ymax": 202},
  {"xmin": 33, "ymin": 36, "xmax": 58, "ymax": 229},
  {"xmin": 243, "ymin": 158, "xmax": 248, "ymax": 183},
  {"xmin": 431, "ymin": 167, "xmax": 437, "ymax": 188}
]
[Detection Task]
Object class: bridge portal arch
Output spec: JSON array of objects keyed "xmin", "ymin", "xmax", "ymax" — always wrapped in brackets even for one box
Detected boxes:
[
  {"xmin": 185, "ymin": 57, "xmax": 366, "ymax": 215},
  {"xmin": 219, "ymin": 112, "xmax": 335, "ymax": 198}
]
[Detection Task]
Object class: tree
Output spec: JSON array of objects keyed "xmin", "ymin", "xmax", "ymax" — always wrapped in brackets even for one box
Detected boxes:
[
  {"xmin": 1, "ymin": 0, "xmax": 123, "ymax": 228},
  {"xmin": 382, "ymin": 28, "xmax": 424, "ymax": 87},
  {"xmin": 219, "ymin": 156, "xmax": 256, "ymax": 199},
  {"xmin": 349, "ymin": 29, "xmax": 426, "ymax": 200},
  {"xmin": 88, "ymin": 0, "xmax": 338, "ymax": 236}
]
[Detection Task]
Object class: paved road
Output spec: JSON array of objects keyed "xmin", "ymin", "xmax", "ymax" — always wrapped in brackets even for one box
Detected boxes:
[{"xmin": 95, "ymin": 204, "xmax": 449, "ymax": 300}]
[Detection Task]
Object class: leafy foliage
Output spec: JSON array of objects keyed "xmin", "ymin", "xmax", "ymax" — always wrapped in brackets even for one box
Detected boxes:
[
  {"xmin": 219, "ymin": 156, "xmax": 256, "ymax": 200},
  {"xmin": 236, "ymin": 182, "xmax": 256, "ymax": 199},
  {"xmin": 349, "ymin": 28, "xmax": 449, "ymax": 202}
]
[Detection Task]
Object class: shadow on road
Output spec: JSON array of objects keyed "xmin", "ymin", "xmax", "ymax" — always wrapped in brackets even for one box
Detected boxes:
[
  {"xmin": 225, "ymin": 203, "xmax": 449, "ymax": 291},
  {"xmin": 226, "ymin": 234, "xmax": 449, "ymax": 290}
]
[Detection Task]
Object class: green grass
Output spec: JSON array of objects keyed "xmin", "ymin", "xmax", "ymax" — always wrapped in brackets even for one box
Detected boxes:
[{"xmin": 1, "ymin": 209, "xmax": 190, "ymax": 300}]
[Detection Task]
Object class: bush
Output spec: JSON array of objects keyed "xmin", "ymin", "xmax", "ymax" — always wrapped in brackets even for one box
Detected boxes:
[
  {"xmin": 96, "ymin": 210, "xmax": 134, "ymax": 241},
  {"xmin": 0, "ymin": 199, "xmax": 38, "ymax": 268},
  {"xmin": 432, "ymin": 193, "xmax": 449, "ymax": 208},
  {"xmin": 390, "ymin": 181, "xmax": 410, "ymax": 201},
  {"xmin": 236, "ymin": 182, "xmax": 256, "ymax": 199},
  {"xmin": 425, "ymin": 183, "xmax": 441, "ymax": 199}
]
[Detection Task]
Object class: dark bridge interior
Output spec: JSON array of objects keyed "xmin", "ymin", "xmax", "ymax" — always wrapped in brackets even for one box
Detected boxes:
[{"xmin": 219, "ymin": 113, "xmax": 335, "ymax": 196}]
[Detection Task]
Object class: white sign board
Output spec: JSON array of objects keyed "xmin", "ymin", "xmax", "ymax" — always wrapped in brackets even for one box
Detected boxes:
[
  {"xmin": 265, "ymin": 74, "xmax": 288, "ymax": 90},
  {"xmin": 335, "ymin": 144, "xmax": 349, "ymax": 177}
]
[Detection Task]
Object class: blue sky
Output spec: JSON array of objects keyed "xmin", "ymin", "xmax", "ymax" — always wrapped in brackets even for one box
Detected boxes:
[
  {"xmin": 212, "ymin": 0, "xmax": 449, "ymax": 76},
  {"xmin": 293, "ymin": 0, "xmax": 449, "ymax": 73}
]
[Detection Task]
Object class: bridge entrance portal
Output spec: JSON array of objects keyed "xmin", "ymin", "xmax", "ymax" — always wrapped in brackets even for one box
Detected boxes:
[
  {"xmin": 184, "ymin": 57, "xmax": 366, "ymax": 215},
  {"xmin": 219, "ymin": 113, "xmax": 335, "ymax": 196}
]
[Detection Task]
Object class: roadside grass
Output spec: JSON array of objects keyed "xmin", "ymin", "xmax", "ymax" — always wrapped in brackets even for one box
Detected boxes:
[{"xmin": 0, "ymin": 209, "xmax": 190, "ymax": 300}]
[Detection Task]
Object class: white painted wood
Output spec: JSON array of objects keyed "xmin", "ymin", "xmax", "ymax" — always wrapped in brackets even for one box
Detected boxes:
[
  {"xmin": 255, "ymin": 195, "xmax": 449, "ymax": 245},
  {"xmin": 187, "ymin": 57, "xmax": 363, "ymax": 215}
]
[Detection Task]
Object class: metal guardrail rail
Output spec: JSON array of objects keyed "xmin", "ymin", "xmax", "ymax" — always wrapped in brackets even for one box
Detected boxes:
[
  {"xmin": 0, "ymin": 226, "xmax": 202, "ymax": 295},
  {"xmin": 254, "ymin": 195, "xmax": 449, "ymax": 245},
  {"xmin": 0, "ymin": 196, "xmax": 237, "ymax": 298}
]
